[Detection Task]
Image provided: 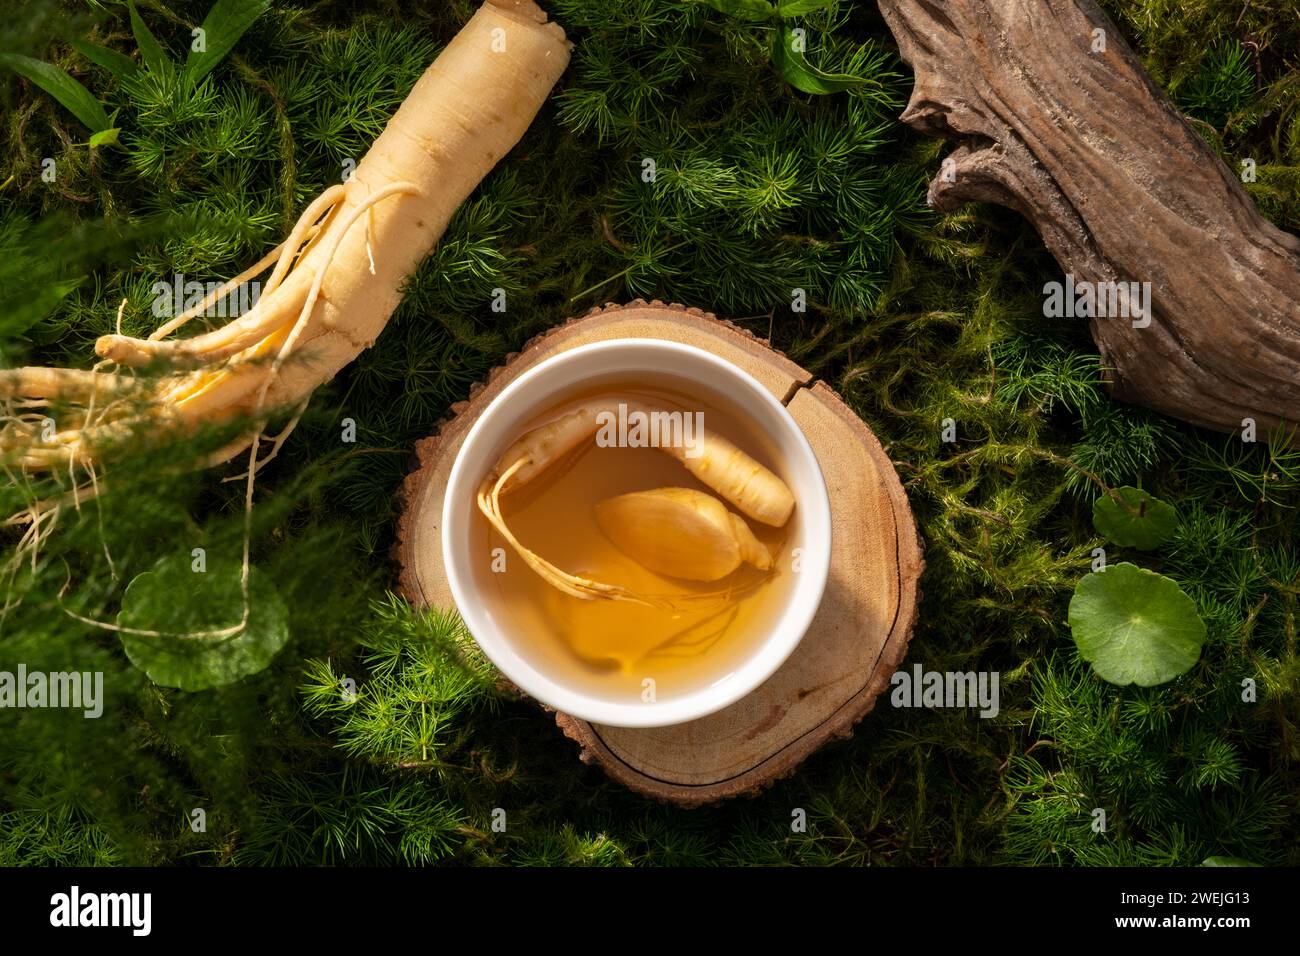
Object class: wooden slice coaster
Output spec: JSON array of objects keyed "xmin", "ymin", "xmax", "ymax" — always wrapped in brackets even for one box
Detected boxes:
[{"xmin": 395, "ymin": 300, "xmax": 924, "ymax": 806}]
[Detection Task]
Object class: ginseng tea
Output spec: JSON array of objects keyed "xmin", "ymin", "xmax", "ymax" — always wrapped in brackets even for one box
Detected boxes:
[{"xmin": 477, "ymin": 379, "xmax": 796, "ymax": 703}]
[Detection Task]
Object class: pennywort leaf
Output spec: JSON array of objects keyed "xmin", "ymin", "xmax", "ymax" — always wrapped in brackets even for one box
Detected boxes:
[
  {"xmin": 1068, "ymin": 563, "xmax": 1206, "ymax": 687},
  {"xmin": 118, "ymin": 554, "xmax": 290, "ymax": 690},
  {"xmin": 1093, "ymin": 486, "xmax": 1178, "ymax": 550}
]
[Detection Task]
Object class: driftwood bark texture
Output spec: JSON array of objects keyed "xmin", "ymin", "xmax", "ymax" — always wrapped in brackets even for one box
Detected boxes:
[{"xmin": 877, "ymin": 0, "xmax": 1300, "ymax": 437}]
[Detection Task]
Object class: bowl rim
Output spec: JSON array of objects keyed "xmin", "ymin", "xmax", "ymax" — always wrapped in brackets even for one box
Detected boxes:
[{"xmin": 441, "ymin": 337, "xmax": 831, "ymax": 728}]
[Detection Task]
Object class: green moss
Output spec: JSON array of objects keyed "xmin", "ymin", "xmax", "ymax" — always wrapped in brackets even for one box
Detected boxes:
[{"xmin": 1, "ymin": 0, "xmax": 1297, "ymax": 866}]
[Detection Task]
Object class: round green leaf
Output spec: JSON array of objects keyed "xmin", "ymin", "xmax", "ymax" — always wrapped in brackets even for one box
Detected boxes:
[
  {"xmin": 1093, "ymin": 486, "xmax": 1177, "ymax": 550},
  {"xmin": 118, "ymin": 554, "xmax": 289, "ymax": 690},
  {"xmin": 1068, "ymin": 563, "xmax": 1206, "ymax": 687}
]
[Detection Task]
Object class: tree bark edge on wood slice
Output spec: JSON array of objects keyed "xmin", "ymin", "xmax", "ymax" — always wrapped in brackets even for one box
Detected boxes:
[{"xmin": 394, "ymin": 301, "xmax": 924, "ymax": 807}]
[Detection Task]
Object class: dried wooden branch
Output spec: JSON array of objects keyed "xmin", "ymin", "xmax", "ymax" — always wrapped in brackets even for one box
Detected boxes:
[{"xmin": 878, "ymin": 0, "xmax": 1300, "ymax": 437}]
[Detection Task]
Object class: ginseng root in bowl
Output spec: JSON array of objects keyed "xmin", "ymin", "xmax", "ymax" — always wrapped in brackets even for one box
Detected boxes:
[{"xmin": 440, "ymin": 339, "xmax": 833, "ymax": 729}]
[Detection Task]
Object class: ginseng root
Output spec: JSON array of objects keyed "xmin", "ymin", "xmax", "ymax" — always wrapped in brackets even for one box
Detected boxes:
[
  {"xmin": 1, "ymin": 0, "xmax": 571, "ymax": 494},
  {"xmin": 475, "ymin": 398, "xmax": 795, "ymax": 605},
  {"xmin": 595, "ymin": 487, "xmax": 773, "ymax": 582},
  {"xmin": 488, "ymin": 399, "xmax": 795, "ymax": 526}
]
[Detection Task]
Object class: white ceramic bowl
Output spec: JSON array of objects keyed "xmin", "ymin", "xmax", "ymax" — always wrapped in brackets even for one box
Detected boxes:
[{"xmin": 441, "ymin": 339, "xmax": 831, "ymax": 727}]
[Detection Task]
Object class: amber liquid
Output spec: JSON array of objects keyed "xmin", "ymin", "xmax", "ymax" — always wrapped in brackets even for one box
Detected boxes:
[{"xmin": 481, "ymin": 382, "xmax": 792, "ymax": 704}]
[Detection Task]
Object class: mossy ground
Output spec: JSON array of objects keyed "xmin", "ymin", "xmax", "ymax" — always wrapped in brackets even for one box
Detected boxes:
[{"xmin": 1, "ymin": 0, "xmax": 1297, "ymax": 865}]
